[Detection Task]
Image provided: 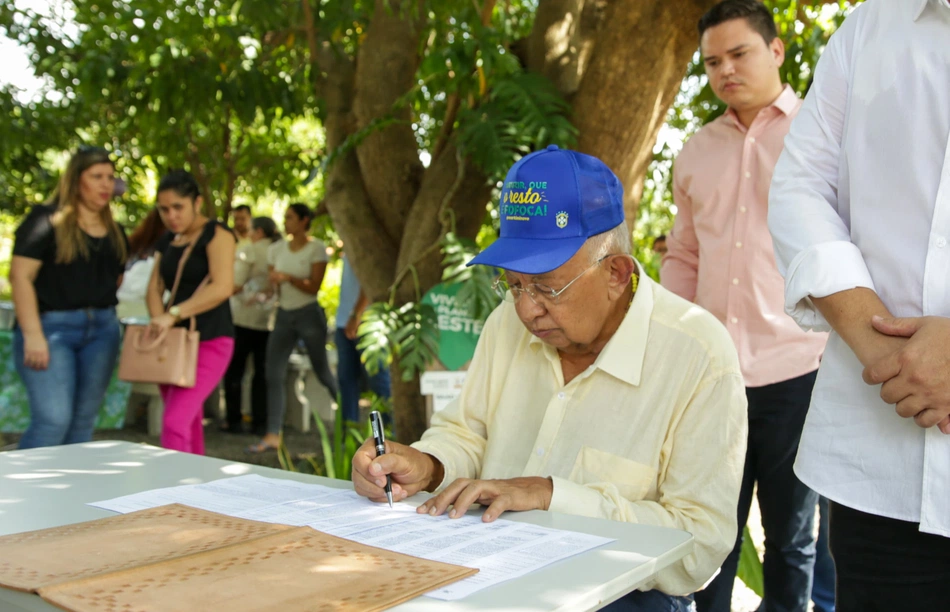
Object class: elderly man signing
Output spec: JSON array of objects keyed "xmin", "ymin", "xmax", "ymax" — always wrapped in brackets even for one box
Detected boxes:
[{"xmin": 352, "ymin": 146, "xmax": 747, "ymax": 611}]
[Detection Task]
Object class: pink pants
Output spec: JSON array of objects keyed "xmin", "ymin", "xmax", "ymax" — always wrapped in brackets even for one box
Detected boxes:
[{"xmin": 159, "ymin": 336, "xmax": 234, "ymax": 454}]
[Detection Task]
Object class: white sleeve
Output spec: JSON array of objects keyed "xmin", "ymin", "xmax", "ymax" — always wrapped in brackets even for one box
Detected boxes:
[
  {"xmin": 767, "ymin": 7, "xmax": 874, "ymax": 332},
  {"xmin": 309, "ymin": 240, "xmax": 329, "ymax": 264},
  {"xmin": 266, "ymin": 241, "xmax": 280, "ymax": 267}
]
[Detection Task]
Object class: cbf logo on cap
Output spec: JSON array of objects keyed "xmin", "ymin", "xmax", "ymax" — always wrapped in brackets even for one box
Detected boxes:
[{"xmin": 468, "ymin": 145, "xmax": 625, "ymax": 274}]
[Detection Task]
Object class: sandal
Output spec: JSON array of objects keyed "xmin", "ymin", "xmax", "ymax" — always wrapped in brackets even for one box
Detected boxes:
[{"xmin": 244, "ymin": 441, "xmax": 279, "ymax": 454}]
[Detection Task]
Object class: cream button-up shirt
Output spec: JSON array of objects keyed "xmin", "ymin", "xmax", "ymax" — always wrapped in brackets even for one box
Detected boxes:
[{"xmin": 412, "ymin": 268, "xmax": 748, "ymax": 595}]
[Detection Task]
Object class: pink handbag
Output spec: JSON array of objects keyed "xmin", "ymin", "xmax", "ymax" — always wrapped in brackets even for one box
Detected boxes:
[{"xmin": 118, "ymin": 236, "xmax": 204, "ymax": 388}]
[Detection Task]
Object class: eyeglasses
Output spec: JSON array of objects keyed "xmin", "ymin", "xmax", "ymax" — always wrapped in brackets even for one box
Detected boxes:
[{"xmin": 492, "ymin": 255, "xmax": 611, "ymax": 306}]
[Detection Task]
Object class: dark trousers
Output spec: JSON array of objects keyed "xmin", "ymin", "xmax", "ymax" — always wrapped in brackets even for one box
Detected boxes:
[
  {"xmin": 265, "ymin": 303, "xmax": 339, "ymax": 435},
  {"xmin": 335, "ymin": 327, "xmax": 391, "ymax": 423},
  {"xmin": 602, "ymin": 590, "xmax": 694, "ymax": 611},
  {"xmin": 811, "ymin": 496, "xmax": 835, "ymax": 612},
  {"xmin": 696, "ymin": 370, "xmax": 819, "ymax": 612},
  {"xmin": 223, "ymin": 326, "xmax": 269, "ymax": 433},
  {"xmin": 830, "ymin": 501, "xmax": 950, "ymax": 611}
]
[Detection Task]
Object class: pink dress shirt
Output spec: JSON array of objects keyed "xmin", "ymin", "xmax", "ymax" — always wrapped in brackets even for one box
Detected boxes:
[{"xmin": 661, "ymin": 85, "xmax": 826, "ymax": 388}]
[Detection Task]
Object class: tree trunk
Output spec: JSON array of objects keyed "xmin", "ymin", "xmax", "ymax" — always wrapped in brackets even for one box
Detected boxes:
[
  {"xmin": 529, "ymin": 0, "xmax": 716, "ymax": 222},
  {"xmin": 390, "ymin": 361, "xmax": 428, "ymax": 448},
  {"xmin": 320, "ymin": 0, "xmax": 716, "ymax": 443}
]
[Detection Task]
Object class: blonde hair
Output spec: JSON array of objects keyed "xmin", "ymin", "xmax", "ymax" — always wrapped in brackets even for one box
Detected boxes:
[{"xmin": 49, "ymin": 147, "xmax": 127, "ymax": 265}]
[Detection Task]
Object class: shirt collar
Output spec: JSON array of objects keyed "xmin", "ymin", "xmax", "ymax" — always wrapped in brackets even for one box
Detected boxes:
[
  {"xmin": 916, "ymin": 0, "xmax": 950, "ymax": 20},
  {"xmin": 526, "ymin": 259, "xmax": 652, "ymax": 387},
  {"xmin": 593, "ymin": 259, "xmax": 652, "ymax": 386},
  {"xmin": 723, "ymin": 83, "xmax": 798, "ymax": 128}
]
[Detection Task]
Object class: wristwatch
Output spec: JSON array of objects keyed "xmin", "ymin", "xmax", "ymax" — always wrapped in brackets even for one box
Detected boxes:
[{"xmin": 169, "ymin": 305, "xmax": 182, "ymax": 321}]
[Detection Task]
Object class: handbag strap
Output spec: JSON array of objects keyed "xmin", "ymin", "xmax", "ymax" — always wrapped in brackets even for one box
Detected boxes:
[{"xmin": 165, "ymin": 223, "xmax": 210, "ymax": 331}]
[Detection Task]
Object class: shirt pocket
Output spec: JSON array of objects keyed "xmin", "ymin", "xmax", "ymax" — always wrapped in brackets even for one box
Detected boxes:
[{"xmin": 569, "ymin": 445, "xmax": 656, "ymax": 501}]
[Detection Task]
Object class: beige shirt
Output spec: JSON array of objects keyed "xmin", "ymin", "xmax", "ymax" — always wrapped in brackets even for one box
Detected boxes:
[
  {"xmin": 412, "ymin": 267, "xmax": 748, "ymax": 595},
  {"xmin": 267, "ymin": 239, "xmax": 328, "ymax": 312},
  {"xmin": 231, "ymin": 240, "xmax": 276, "ymax": 331}
]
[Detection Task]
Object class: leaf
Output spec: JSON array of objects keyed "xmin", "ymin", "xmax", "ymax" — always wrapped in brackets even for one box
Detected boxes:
[
  {"xmin": 736, "ymin": 525, "xmax": 764, "ymax": 597},
  {"xmin": 358, "ymin": 302, "xmax": 399, "ymax": 376},
  {"xmin": 277, "ymin": 433, "xmax": 296, "ymax": 472},
  {"xmin": 456, "ymin": 71, "xmax": 576, "ymax": 181},
  {"xmin": 311, "ymin": 407, "xmax": 336, "ymax": 480},
  {"xmin": 440, "ymin": 232, "xmax": 501, "ymax": 320}
]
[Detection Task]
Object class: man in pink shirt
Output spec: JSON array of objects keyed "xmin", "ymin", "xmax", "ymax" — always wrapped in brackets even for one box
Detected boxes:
[{"xmin": 662, "ymin": 2, "xmax": 829, "ymax": 611}]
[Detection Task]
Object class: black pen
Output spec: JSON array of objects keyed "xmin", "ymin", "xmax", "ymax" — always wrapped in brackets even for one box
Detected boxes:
[{"xmin": 370, "ymin": 410, "xmax": 393, "ymax": 508}]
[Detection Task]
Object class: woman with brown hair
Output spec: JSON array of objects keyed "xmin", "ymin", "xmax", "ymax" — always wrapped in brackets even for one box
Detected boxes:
[
  {"xmin": 10, "ymin": 146, "xmax": 128, "ymax": 449},
  {"xmin": 126, "ymin": 207, "xmax": 167, "ymax": 263},
  {"xmin": 146, "ymin": 169, "xmax": 236, "ymax": 454}
]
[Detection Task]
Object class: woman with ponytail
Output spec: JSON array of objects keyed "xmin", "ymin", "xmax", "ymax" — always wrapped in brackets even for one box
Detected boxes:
[{"xmin": 10, "ymin": 146, "xmax": 128, "ymax": 449}]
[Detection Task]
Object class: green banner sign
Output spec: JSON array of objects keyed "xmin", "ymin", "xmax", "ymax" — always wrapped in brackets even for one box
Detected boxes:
[{"xmin": 421, "ymin": 282, "xmax": 487, "ymax": 371}]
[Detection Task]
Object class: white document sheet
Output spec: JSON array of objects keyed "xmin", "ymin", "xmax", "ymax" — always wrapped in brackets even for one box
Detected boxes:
[{"xmin": 90, "ymin": 474, "xmax": 616, "ymax": 601}]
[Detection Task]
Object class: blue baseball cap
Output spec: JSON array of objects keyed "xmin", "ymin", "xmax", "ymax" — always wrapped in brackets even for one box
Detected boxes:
[{"xmin": 468, "ymin": 145, "xmax": 625, "ymax": 274}]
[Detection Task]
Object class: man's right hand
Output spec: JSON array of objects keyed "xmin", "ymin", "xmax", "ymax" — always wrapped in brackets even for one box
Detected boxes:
[{"xmin": 351, "ymin": 438, "xmax": 443, "ymax": 504}]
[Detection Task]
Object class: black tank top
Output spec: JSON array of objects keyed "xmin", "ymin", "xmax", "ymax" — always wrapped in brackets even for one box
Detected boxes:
[{"xmin": 156, "ymin": 220, "xmax": 235, "ymax": 340}]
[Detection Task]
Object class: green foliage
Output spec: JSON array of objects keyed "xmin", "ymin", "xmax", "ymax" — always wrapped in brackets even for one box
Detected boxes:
[
  {"xmin": 357, "ymin": 301, "xmax": 440, "ymax": 382},
  {"xmin": 737, "ymin": 525, "xmax": 765, "ymax": 597},
  {"xmin": 440, "ymin": 232, "xmax": 501, "ymax": 322},
  {"xmin": 456, "ymin": 72, "xmax": 577, "ymax": 180},
  {"xmin": 278, "ymin": 392, "xmax": 392, "ymax": 481},
  {"xmin": 353, "ymin": 231, "xmax": 499, "ymax": 383},
  {"xmin": 0, "ymin": 0, "xmax": 321, "ymax": 221}
]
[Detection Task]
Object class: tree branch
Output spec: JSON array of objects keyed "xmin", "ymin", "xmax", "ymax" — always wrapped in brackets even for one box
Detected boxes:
[
  {"xmin": 352, "ymin": 0, "xmax": 426, "ymax": 244},
  {"xmin": 321, "ymin": 50, "xmax": 401, "ymax": 303},
  {"xmin": 430, "ymin": 94, "xmax": 460, "ymax": 161},
  {"xmin": 299, "ymin": 0, "xmax": 327, "ymax": 92},
  {"xmin": 393, "ymin": 141, "xmax": 491, "ymax": 305},
  {"xmin": 222, "ymin": 105, "xmax": 236, "ymax": 218},
  {"xmin": 388, "ymin": 146, "xmax": 469, "ymax": 302},
  {"xmin": 431, "ymin": 0, "xmax": 496, "ymax": 160}
]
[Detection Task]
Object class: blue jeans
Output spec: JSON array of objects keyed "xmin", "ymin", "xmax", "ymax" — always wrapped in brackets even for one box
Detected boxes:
[
  {"xmin": 695, "ymin": 370, "xmax": 819, "ymax": 612},
  {"xmin": 811, "ymin": 496, "xmax": 835, "ymax": 612},
  {"xmin": 602, "ymin": 590, "xmax": 695, "ymax": 611},
  {"xmin": 14, "ymin": 307, "xmax": 121, "ymax": 449},
  {"xmin": 335, "ymin": 327, "xmax": 391, "ymax": 423}
]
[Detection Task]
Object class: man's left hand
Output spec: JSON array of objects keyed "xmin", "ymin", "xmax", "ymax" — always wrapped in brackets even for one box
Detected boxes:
[
  {"xmin": 415, "ymin": 477, "xmax": 553, "ymax": 523},
  {"xmin": 863, "ymin": 315, "xmax": 950, "ymax": 434}
]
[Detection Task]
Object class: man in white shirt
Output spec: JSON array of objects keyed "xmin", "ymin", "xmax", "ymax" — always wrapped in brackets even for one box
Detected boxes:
[
  {"xmin": 232, "ymin": 205, "xmax": 252, "ymax": 248},
  {"xmin": 768, "ymin": 1, "xmax": 950, "ymax": 609},
  {"xmin": 352, "ymin": 146, "xmax": 748, "ymax": 610}
]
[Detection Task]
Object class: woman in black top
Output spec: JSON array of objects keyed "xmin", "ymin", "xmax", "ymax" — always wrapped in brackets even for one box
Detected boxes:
[
  {"xmin": 10, "ymin": 146, "xmax": 128, "ymax": 449},
  {"xmin": 146, "ymin": 170, "xmax": 235, "ymax": 454}
]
